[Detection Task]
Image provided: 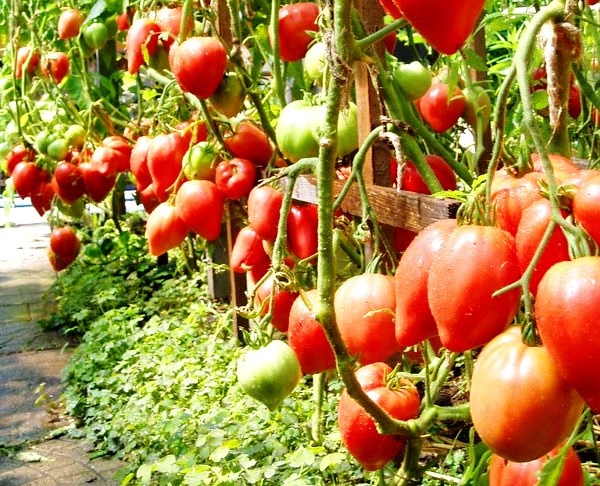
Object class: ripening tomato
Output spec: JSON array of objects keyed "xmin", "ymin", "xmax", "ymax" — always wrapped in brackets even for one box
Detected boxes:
[
  {"xmin": 338, "ymin": 362, "xmax": 420, "ymax": 471},
  {"xmin": 515, "ymin": 199, "xmax": 570, "ymax": 295},
  {"xmin": 43, "ymin": 52, "xmax": 69, "ymax": 83},
  {"xmin": 334, "ymin": 273, "xmax": 399, "ymax": 364},
  {"xmin": 15, "ymin": 47, "xmax": 39, "ymax": 78},
  {"xmin": 536, "ymin": 257, "xmax": 600, "ymax": 412},
  {"xmin": 572, "ymin": 175, "xmax": 600, "ymax": 245},
  {"xmin": 254, "ymin": 274, "xmax": 299, "ymax": 333},
  {"xmin": 427, "ymin": 225, "xmax": 521, "ymax": 352},
  {"xmin": 215, "ymin": 158, "xmax": 257, "ymax": 199},
  {"xmin": 287, "ymin": 289, "xmax": 336, "ymax": 374},
  {"xmin": 247, "ymin": 185, "xmax": 284, "ymax": 242},
  {"xmin": 269, "ymin": 3, "xmax": 319, "ymax": 62},
  {"xmin": 209, "ymin": 72, "xmax": 246, "ymax": 118},
  {"xmin": 470, "ymin": 326, "xmax": 584, "ymax": 463},
  {"xmin": 145, "ymin": 202, "xmax": 188, "ymax": 256},
  {"xmin": 58, "ymin": 8, "xmax": 84, "ymax": 40},
  {"xmin": 395, "ymin": 219, "xmax": 457, "ymax": 348},
  {"xmin": 174, "ymin": 179, "xmax": 224, "ymax": 241},
  {"xmin": 224, "ymin": 121, "xmax": 274, "ymax": 167},
  {"xmin": 126, "ymin": 18, "xmax": 161, "ymax": 74},
  {"xmin": 229, "ymin": 226, "xmax": 270, "ymax": 273},
  {"xmin": 287, "ymin": 204, "xmax": 318, "ymax": 260},
  {"xmin": 171, "ymin": 36, "xmax": 227, "ymax": 99},
  {"xmin": 392, "ymin": 154, "xmax": 457, "ymax": 194},
  {"xmin": 418, "ymin": 82, "xmax": 466, "ymax": 133},
  {"xmin": 488, "ymin": 446, "xmax": 585, "ymax": 486}
]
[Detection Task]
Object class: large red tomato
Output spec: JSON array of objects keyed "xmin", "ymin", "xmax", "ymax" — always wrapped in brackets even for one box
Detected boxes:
[
  {"xmin": 572, "ymin": 174, "xmax": 600, "ymax": 245},
  {"xmin": 129, "ymin": 136, "xmax": 153, "ymax": 189},
  {"xmin": 488, "ymin": 446, "xmax": 585, "ymax": 486},
  {"xmin": 287, "ymin": 289, "xmax": 336, "ymax": 375},
  {"xmin": 58, "ymin": 8, "xmax": 84, "ymax": 40},
  {"xmin": 269, "ymin": 3, "xmax": 319, "ymax": 62},
  {"xmin": 223, "ymin": 121, "xmax": 274, "ymax": 168},
  {"xmin": 154, "ymin": 6, "xmax": 193, "ymax": 47},
  {"xmin": 530, "ymin": 153, "xmax": 579, "ymax": 185},
  {"xmin": 12, "ymin": 161, "xmax": 41, "ymax": 198},
  {"xmin": 170, "ymin": 36, "xmax": 227, "ymax": 99},
  {"xmin": 334, "ymin": 273, "xmax": 399, "ymax": 365},
  {"xmin": 395, "ymin": 219, "xmax": 457, "ymax": 348},
  {"xmin": 50, "ymin": 226, "xmax": 81, "ymax": 262},
  {"xmin": 418, "ymin": 83, "xmax": 466, "ymax": 133},
  {"xmin": 145, "ymin": 202, "xmax": 188, "ymax": 256},
  {"xmin": 147, "ymin": 132, "xmax": 189, "ymax": 201},
  {"xmin": 515, "ymin": 199, "xmax": 570, "ymax": 295},
  {"xmin": 79, "ymin": 161, "xmax": 116, "ymax": 203},
  {"xmin": 338, "ymin": 362, "xmax": 420, "ymax": 471},
  {"xmin": 229, "ymin": 226, "xmax": 270, "ymax": 273},
  {"xmin": 385, "ymin": 0, "xmax": 486, "ymax": 55},
  {"xmin": 470, "ymin": 326, "xmax": 584, "ymax": 463},
  {"xmin": 126, "ymin": 18, "xmax": 161, "ymax": 74},
  {"xmin": 535, "ymin": 256, "xmax": 600, "ymax": 412},
  {"xmin": 427, "ymin": 225, "xmax": 521, "ymax": 352},
  {"xmin": 287, "ymin": 204, "xmax": 318, "ymax": 260},
  {"xmin": 6, "ymin": 144, "xmax": 35, "ymax": 176},
  {"xmin": 215, "ymin": 158, "xmax": 257, "ymax": 200},
  {"xmin": 52, "ymin": 162, "xmax": 86, "ymax": 204},
  {"xmin": 174, "ymin": 180, "xmax": 224, "ymax": 241},
  {"xmin": 247, "ymin": 185, "xmax": 283, "ymax": 242}
]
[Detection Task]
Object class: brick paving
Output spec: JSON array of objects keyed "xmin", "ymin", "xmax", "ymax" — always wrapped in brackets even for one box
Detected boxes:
[{"xmin": 0, "ymin": 218, "xmax": 125, "ymax": 485}]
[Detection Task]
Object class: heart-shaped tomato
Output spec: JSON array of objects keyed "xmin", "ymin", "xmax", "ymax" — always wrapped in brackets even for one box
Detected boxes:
[
  {"xmin": 147, "ymin": 132, "xmax": 189, "ymax": 201},
  {"xmin": 79, "ymin": 161, "xmax": 117, "ymax": 203},
  {"xmin": 145, "ymin": 202, "xmax": 188, "ymax": 256},
  {"xmin": 174, "ymin": 180, "xmax": 225, "ymax": 241}
]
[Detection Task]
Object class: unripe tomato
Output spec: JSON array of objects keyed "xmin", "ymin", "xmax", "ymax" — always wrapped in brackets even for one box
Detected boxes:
[
  {"xmin": 393, "ymin": 61, "xmax": 432, "ymax": 101},
  {"xmin": 83, "ymin": 22, "xmax": 109, "ymax": 50},
  {"xmin": 182, "ymin": 141, "xmax": 218, "ymax": 181},
  {"xmin": 269, "ymin": 3, "xmax": 319, "ymax": 62},
  {"xmin": 58, "ymin": 8, "xmax": 84, "ymax": 40},
  {"xmin": 470, "ymin": 326, "xmax": 584, "ymax": 463},
  {"xmin": 47, "ymin": 138, "xmax": 69, "ymax": 161},
  {"xmin": 303, "ymin": 42, "xmax": 327, "ymax": 84}
]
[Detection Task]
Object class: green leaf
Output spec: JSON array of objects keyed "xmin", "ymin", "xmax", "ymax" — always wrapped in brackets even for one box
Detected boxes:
[
  {"xmin": 155, "ymin": 454, "xmax": 179, "ymax": 474},
  {"xmin": 464, "ymin": 48, "xmax": 488, "ymax": 72},
  {"xmin": 86, "ymin": 0, "xmax": 107, "ymax": 24},
  {"xmin": 537, "ymin": 449, "xmax": 567, "ymax": 486},
  {"xmin": 135, "ymin": 463, "xmax": 154, "ymax": 484},
  {"xmin": 288, "ymin": 446, "xmax": 315, "ymax": 468},
  {"xmin": 319, "ymin": 452, "xmax": 346, "ymax": 471}
]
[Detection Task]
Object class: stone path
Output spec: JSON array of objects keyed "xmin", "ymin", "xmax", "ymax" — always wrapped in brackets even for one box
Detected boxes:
[{"xmin": 0, "ymin": 216, "xmax": 125, "ymax": 485}]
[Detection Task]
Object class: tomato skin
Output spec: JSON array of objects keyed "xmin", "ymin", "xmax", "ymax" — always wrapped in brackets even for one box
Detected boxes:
[
  {"xmin": 52, "ymin": 162, "xmax": 86, "ymax": 204},
  {"xmin": 129, "ymin": 136, "xmax": 153, "ymax": 189},
  {"xmin": 126, "ymin": 18, "xmax": 161, "ymax": 74},
  {"xmin": 31, "ymin": 181, "xmax": 55, "ymax": 216},
  {"xmin": 224, "ymin": 121, "xmax": 273, "ymax": 167},
  {"xmin": 515, "ymin": 199, "xmax": 570, "ymax": 295},
  {"xmin": 145, "ymin": 202, "xmax": 189, "ymax": 256},
  {"xmin": 388, "ymin": 0, "xmax": 485, "ymax": 55},
  {"xmin": 378, "ymin": 0, "xmax": 403, "ymax": 19},
  {"xmin": 147, "ymin": 132, "xmax": 189, "ymax": 202},
  {"xmin": 418, "ymin": 83, "xmax": 466, "ymax": 133},
  {"xmin": 254, "ymin": 274, "xmax": 299, "ymax": 333},
  {"xmin": 269, "ymin": 3, "xmax": 319, "ymax": 62},
  {"xmin": 6, "ymin": 144, "xmax": 35, "ymax": 176},
  {"xmin": 288, "ymin": 289, "xmax": 336, "ymax": 375},
  {"xmin": 572, "ymin": 175, "xmax": 600, "ymax": 245},
  {"xmin": 43, "ymin": 52, "xmax": 69, "ymax": 84},
  {"xmin": 215, "ymin": 158, "xmax": 257, "ymax": 200},
  {"xmin": 174, "ymin": 180, "xmax": 224, "ymax": 241},
  {"xmin": 58, "ymin": 9, "xmax": 84, "ymax": 40},
  {"xmin": 12, "ymin": 161, "xmax": 41, "ymax": 198},
  {"xmin": 209, "ymin": 72, "xmax": 246, "ymax": 118},
  {"xmin": 82, "ymin": 22, "xmax": 109, "ymax": 50},
  {"xmin": 393, "ymin": 154, "xmax": 457, "ymax": 194},
  {"xmin": 338, "ymin": 363, "xmax": 420, "ymax": 471},
  {"xmin": 287, "ymin": 204, "xmax": 318, "ymax": 260},
  {"xmin": 171, "ymin": 37, "xmax": 227, "ymax": 99},
  {"xmin": 489, "ymin": 446, "xmax": 585, "ymax": 486},
  {"xmin": 334, "ymin": 274, "xmax": 399, "ymax": 364},
  {"xmin": 79, "ymin": 161, "xmax": 116, "ymax": 203},
  {"xmin": 530, "ymin": 153, "xmax": 579, "ymax": 185},
  {"xmin": 471, "ymin": 326, "xmax": 584, "ymax": 463},
  {"xmin": 427, "ymin": 225, "xmax": 521, "ymax": 352},
  {"xmin": 395, "ymin": 219, "xmax": 457, "ymax": 348},
  {"xmin": 535, "ymin": 257, "xmax": 600, "ymax": 412},
  {"xmin": 49, "ymin": 226, "xmax": 80, "ymax": 271},
  {"xmin": 15, "ymin": 47, "xmax": 39, "ymax": 78},
  {"xmin": 247, "ymin": 185, "xmax": 284, "ymax": 242},
  {"xmin": 230, "ymin": 226, "xmax": 270, "ymax": 273}
]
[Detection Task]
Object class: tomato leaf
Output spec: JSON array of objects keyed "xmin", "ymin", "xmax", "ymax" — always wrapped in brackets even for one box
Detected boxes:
[
  {"xmin": 536, "ymin": 448, "xmax": 567, "ymax": 486},
  {"xmin": 85, "ymin": 0, "xmax": 107, "ymax": 24},
  {"xmin": 463, "ymin": 47, "xmax": 487, "ymax": 72}
]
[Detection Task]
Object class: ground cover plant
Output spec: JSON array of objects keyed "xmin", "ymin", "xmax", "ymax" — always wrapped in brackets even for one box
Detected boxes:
[{"xmin": 2, "ymin": 0, "xmax": 600, "ymax": 484}]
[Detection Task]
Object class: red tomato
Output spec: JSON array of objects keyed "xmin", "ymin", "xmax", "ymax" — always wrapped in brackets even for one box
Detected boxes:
[
  {"xmin": 31, "ymin": 181, "xmax": 55, "ymax": 216},
  {"xmin": 126, "ymin": 18, "xmax": 161, "ymax": 74},
  {"xmin": 90, "ymin": 146, "xmax": 122, "ymax": 177},
  {"xmin": 561, "ymin": 169, "xmax": 600, "ymax": 189},
  {"xmin": 334, "ymin": 273, "xmax": 399, "ymax": 365},
  {"xmin": 223, "ymin": 121, "xmax": 274, "ymax": 168},
  {"xmin": 49, "ymin": 226, "xmax": 80, "ymax": 271},
  {"xmin": 287, "ymin": 289, "xmax": 336, "ymax": 374},
  {"xmin": 129, "ymin": 136, "xmax": 153, "ymax": 189},
  {"xmin": 171, "ymin": 36, "xmax": 227, "ymax": 99},
  {"xmin": 418, "ymin": 83, "xmax": 466, "ymax": 133},
  {"xmin": 378, "ymin": 0, "xmax": 403, "ymax": 20},
  {"xmin": 254, "ymin": 274, "xmax": 298, "ymax": 333},
  {"xmin": 15, "ymin": 47, "xmax": 39, "ymax": 78},
  {"xmin": 58, "ymin": 8, "xmax": 84, "ymax": 40},
  {"xmin": 247, "ymin": 185, "xmax": 283, "ymax": 242},
  {"xmin": 147, "ymin": 132, "xmax": 189, "ymax": 201},
  {"xmin": 79, "ymin": 161, "xmax": 116, "ymax": 203},
  {"xmin": 51, "ymin": 162, "xmax": 86, "ymax": 204},
  {"xmin": 392, "ymin": 227, "xmax": 417, "ymax": 253},
  {"xmin": 101, "ymin": 135, "xmax": 132, "ymax": 172},
  {"xmin": 572, "ymin": 175, "xmax": 600, "ymax": 245},
  {"xmin": 215, "ymin": 158, "xmax": 257, "ymax": 200},
  {"xmin": 43, "ymin": 52, "xmax": 69, "ymax": 83},
  {"xmin": 154, "ymin": 6, "xmax": 193, "ymax": 48},
  {"xmin": 395, "ymin": 219, "xmax": 457, "ymax": 348},
  {"xmin": 145, "ymin": 202, "xmax": 189, "ymax": 256},
  {"xmin": 385, "ymin": 0, "xmax": 485, "ymax": 55},
  {"xmin": 489, "ymin": 446, "xmax": 585, "ymax": 486},
  {"xmin": 287, "ymin": 204, "xmax": 318, "ymax": 260},
  {"xmin": 174, "ymin": 180, "xmax": 224, "ymax": 241},
  {"xmin": 470, "ymin": 326, "xmax": 584, "ymax": 463},
  {"xmin": 491, "ymin": 172, "xmax": 544, "ymax": 236},
  {"xmin": 116, "ymin": 11, "xmax": 130, "ymax": 31},
  {"xmin": 392, "ymin": 154, "xmax": 457, "ymax": 194},
  {"xmin": 568, "ymin": 84, "xmax": 582, "ymax": 118},
  {"xmin": 530, "ymin": 153, "xmax": 579, "ymax": 185},
  {"xmin": 338, "ymin": 362, "xmax": 420, "ymax": 471},
  {"xmin": 269, "ymin": 3, "xmax": 320, "ymax": 62},
  {"xmin": 6, "ymin": 144, "xmax": 35, "ymax": 176},
  {"xmin": 427, "ymin": 225, "xmax": 521, "ymax": 352},
  {"xmin": 229, "ymin": 226, "xmax": 270, "ymax": 273},
  {"xmin": 515, "ymin": 199, "xmax": 570, "ymax": 295},
  {"xmin": 536, "ymin": 256, "xmax": 600, "ymax": 412},
  {"xmin": 138, "ymin": 183, "xmax": 160, "ymax": 214},
  {"xmin": 11, "ymin": 161, "xmax": 41, "ymax": 198}
]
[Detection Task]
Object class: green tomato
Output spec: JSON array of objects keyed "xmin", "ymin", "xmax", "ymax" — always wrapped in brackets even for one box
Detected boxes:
[
  {"xmin": 182, "ymin": 142, "xmax": 219, "ymax": 180},
  {"xmin": 304, "ymin": 42, "xmax": 327, "ymax": 84},
  {"xmin": 35, "ymin": 130, "xmax": 56, "ymax": 155},
  {"xmin": 64, "ymin": 124, "xmax": 87, "ymax": 150},
  {"xmin": 83, "ymin": 22, "xmax": 109, "ymax": 50},
  {"xmin": 104, "ymin": 15, "xmax": 118, "ymax": 39},
  {"xmin": 276, "ymin": 100, "xmax": 359, "ymax": 163},
  {"xmin": 47, "ymin": 137, "xmax": 70, "ymax": 161},
  {"xmin": 237, "ymin": 340, "xmax": 302, "ymax": 411},
  {"xmin": 209, "ymin": 72, "xmax": 246, "ymax": 118},
  {"xmin": 393, "ymin": 61, "xmax": 432, "ymax": 101}
]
